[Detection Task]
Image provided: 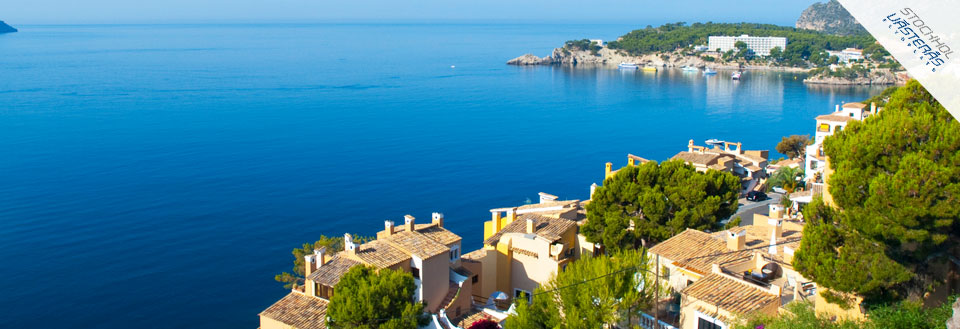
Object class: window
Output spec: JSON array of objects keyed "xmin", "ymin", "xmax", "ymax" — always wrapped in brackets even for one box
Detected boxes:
[
  {"xmin": 472, "ymin": 275, "xmax": 478, "ymax": 284},
  {"xmin": 835, "ymin": 125, "xmax": 843, "ymax": 132},
  {"xmin": 514, "ymin": 289, "xmax": 532, "ymax": 303},
  {"xmin": 698, "ymin": 317, "xmax": 724, "ymax": 329},
  {"xmin": 818, "ymin": 123, "xmax": 830, "ymax": 132},
  {"xmin": 412, "ymin": 267, "xmax": 420, "ymax": 279},
  {"xmin": 810, "ymin": 161, "xmax": 818, "ymax": 170},
  {"xmin": 450, "ymin": 244, "xmax": 461, "ymax": 262}
]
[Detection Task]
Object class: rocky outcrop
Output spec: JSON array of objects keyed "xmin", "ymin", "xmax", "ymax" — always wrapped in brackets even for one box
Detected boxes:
[
  {"xmin": 0, "ymin": 21, "xmax": 17, "ymax": 34},
  {"xmin": 507, "ymin": 54, "xmax": 550, "ymax": 65},
  {"xmin": 796, "ymin": 0, "xmax": 865, "ymax": 36},
  {"xmin": 803, "ymin": 68, "xmax": 904, "ymax": 85}
]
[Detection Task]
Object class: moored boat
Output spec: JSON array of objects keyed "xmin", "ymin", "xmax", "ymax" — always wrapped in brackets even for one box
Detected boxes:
[
  {"xmin": 681, "ymin": 66, "xmax": 699, "ymax": 72},
  {"xmin": 703, "ymin": 68, "xmax": 717, "ymax": 75},
  {"xmin": 732, "ymin": 71, "xmax": 742, "ymax": 80},
  {"xmin": 642, "ymin": 66, "xmax": 658, "ymax": 72},
  {"xmin": 618, "ymin": 62, "xmax": 639, "ymax": 70}
]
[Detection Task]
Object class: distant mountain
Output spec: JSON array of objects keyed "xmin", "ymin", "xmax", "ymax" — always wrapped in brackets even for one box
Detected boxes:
[
  {"xmin": 796, "ymin": 0, "xmax": 866, "ymax": 36},
  {"xmin": 0, "ymin": 20, "xmax": 17, "ymax": 34}
]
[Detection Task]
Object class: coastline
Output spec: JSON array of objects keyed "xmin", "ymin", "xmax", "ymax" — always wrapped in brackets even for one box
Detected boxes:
[{"xmin": 509, "ymin": 46, "xmax": 905, "ymax": 85}]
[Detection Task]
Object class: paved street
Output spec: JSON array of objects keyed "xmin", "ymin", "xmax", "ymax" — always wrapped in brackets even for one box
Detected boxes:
[{"xmin": 733, "ymin": 192, "xmax": 782, "ymax": 226}]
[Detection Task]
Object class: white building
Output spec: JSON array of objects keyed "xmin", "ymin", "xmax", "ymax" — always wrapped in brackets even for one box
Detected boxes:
[
  {"xmin": 803, "ymin": 102, "xmax": 878, "ymax": 182},
  {"xmin": 707, "ymin": 35, "xmax": 787, "ymax": 56},
  {"xmin": 589, "ymin": 39, "xmax": 604, "ymax": 47},
  {"xmin": 826, "ymin": 48, "xmax": 864, "ymax": 63}
]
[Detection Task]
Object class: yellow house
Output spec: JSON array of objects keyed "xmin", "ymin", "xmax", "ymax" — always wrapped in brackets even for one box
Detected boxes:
[
  {"xmin": 465, "ymin": 193, "xmax": 595, "ymax": 303},
  {"xmin": 259, "ymin": 213, "xmax": 474, "ymax": 329}
]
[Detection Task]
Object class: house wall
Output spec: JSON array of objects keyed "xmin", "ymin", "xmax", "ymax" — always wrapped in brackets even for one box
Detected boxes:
[
  {"xmin": 421, "ymin": 252, "xmax": 452, "ymax": 312},
  {"xmin": 447, "ymin": 276, "xmax": 473, "ymax": 318},
  {"xmin": 259, "ymin": 316, "xmax": 295, "ymax": 329},
  {"xmin": 814, "ymin": 288, "xmax": 866, "ymax": 321},
  {"xmin": 679, "ymin": 297, "xmax": 736, "ymax": 329}
]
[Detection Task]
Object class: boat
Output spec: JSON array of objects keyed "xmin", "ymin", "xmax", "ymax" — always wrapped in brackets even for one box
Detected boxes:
[
  {"xmin": 642, "ymin": 66, "xmax": 658, "ymax": 72},
  {"xmin": 618, "ymin": 62, "xmax": 639, "ymax": 70},
  {"xmin": 705, "ymin": 139, "xmax": 723, "ymax": 146},
  {"xmin": 681, "ymin": 66, "xmax": 699, "ymax": 72},
  {"xmin": 703, "ymin": 68, "xmax": 717, "ymax": 75},
  {"xmin": 732, "ymin": 71, "xmax": 742, "ymax": 80}
]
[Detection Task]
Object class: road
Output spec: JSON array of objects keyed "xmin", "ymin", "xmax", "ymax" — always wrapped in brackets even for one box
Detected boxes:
[{"xmin": 732, "ymin": 192, "xmax": 782, "ymax": 226}]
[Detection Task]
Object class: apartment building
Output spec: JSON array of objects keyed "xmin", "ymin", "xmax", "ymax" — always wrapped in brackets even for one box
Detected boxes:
[{"xmin": 707, "ymin": 35, "xmax": 787, "ymax": 56}]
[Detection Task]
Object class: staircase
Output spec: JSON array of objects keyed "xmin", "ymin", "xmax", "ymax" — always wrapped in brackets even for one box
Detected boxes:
[{"xmin": 439, "ymin": 282, "xmax": 460, "ymax": 311}]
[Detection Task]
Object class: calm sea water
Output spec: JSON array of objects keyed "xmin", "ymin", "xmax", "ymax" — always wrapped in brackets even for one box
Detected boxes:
[{"xmin": 0, "ymin": 23, "xmax": 883, "ymax": 328}]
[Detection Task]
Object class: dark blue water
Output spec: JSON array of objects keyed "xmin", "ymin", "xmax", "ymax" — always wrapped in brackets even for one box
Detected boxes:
[{"xmin": 0, "ymin": 23, "xmax": 883, "ymax": 328}]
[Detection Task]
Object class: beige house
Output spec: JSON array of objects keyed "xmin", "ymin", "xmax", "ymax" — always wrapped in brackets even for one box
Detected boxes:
[
  {"xmin": 648, "ymin": 205, "xmax": 813, "ymax": 329},
  {"xmin": 259, "ymin": 213, "xmax": 474, "ymax": 329},
  {"xmin": 465, "ymin": 193, "xmax": 595, "ymax": 304}
]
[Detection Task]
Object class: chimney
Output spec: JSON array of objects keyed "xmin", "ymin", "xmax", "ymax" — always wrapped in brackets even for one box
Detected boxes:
[
  {"xmin": 507, "ymin": 207, "xmax": 518, "ymax": 224},
  {"xmin": 432, "ymin": 212, "xmax": 444, "ymax": 227},
  {"xmin": 870, "ymin": 102, "xmax": 877, "ymax": 115},
  {"xmin": 315, "ymin": 247, "xmax": 327, "ymax": 268},
  {"xmin": 404, "ymin": 215, "xmax": 415, "ymax": 232},
  {"xmin": 384, "ymin": 220, "xmax": 395, "ymax": 236},
  {"xmin": 491, "ymin": 210, "xmax": 503, "ymax": 231},
  {"xmin": 628, "ymin": 157, "xmax": 635, "ymax": 166},
  {"xmin": 688, "ymin": 139, "xmax": 695, "ymax": 152},
  {"xmin": 736, "ymin": 142, "xmax": 743, "ymax": 154},
  {"xmin": 589, "ymin": 183, "xmax": 598, "ymax": 200},
  {"xmin": 769, "ymin": 204, "xmax": 783, "ymax": 219},
  {"xmin": 727, "ymin": 230, "xmax": 745, "ymax": 251},
  {"xmin": 344, "ymin": 233, "xmax": 356, "ymax": 254},
  {"xmin": 604, "ymin": 162, "xmax": 613, "ymax": 179},
  {"xmin": 835, "ymin": 104, "xmax": 840, "ymax": 112},
  {"xmin": 304, "ymin": 254, "xmax": 317, "ymax": 277},
  {"xmin": 538, "ymin": 192, "xmax": 558, "ymax": 204},
  {"xmin": 768, "ymin": 219, "xmax": 782, "ymax": 254},
  {"xmin": 526, "ymin": 218, "xmax": 535, "ymax": 234}
]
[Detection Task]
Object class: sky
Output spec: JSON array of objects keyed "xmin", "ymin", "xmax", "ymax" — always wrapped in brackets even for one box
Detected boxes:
[{"xmin": 5, "ymin": 0, "xmax": 823, "ymax": 25}]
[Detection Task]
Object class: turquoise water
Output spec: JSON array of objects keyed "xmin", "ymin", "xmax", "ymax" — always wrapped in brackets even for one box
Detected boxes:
[{"xmin": 0, "ymin": 23, "xmax": 883, "ymax": 328}]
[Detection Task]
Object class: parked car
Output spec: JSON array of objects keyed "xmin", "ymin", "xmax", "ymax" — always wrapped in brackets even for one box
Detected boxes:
[{"xmin": 746, "ymin": 191, "xmax": 768, "ymax": 201}]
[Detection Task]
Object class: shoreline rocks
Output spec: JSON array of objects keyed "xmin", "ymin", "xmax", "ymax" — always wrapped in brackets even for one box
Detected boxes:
[
  {"xmin": 507, "ymin": 54, "xmax": 550, "ymax": 65},
  {"xmin": 0, "ymin": 21, "xmax": 17, "ymax": 34},
  {"xmin": 803, "ymin": 69, "xmax": 906, "ymax": 85}
]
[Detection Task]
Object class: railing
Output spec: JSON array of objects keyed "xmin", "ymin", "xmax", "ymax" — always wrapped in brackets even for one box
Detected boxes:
[{"xmin": 638, "ymin": 312, "xmax": 678, "ymax": 329}]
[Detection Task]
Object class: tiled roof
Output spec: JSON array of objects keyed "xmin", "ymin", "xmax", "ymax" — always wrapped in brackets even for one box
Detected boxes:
[
  {"xmin": 648, "ymin": 229, "xmax": 752, "ymax": 275},
  {"xmin": 682, "ymin": 274, "xmax": 779, "ymax": 315},
  {"xmin": 737, "ymin": 153, "xmax": 767, "ymax": 164},
  {"xmin": 385, "ymin": 230, "xmax": 450, "ymax": 259},
  {"xmin": 353, "ymin": 240, "xmax": 410, "ymax": 268},
  {"xmin": 842, "ymin": 102, "xmax": 866, "ymax": 109},
  {"xmin": 484, "ymin": 214, "xmax": 578, "ymax": 245},
  {"xmin": 462, "ymin": 248, "xmax": 488, "ymax": 261},
  {"xmin": 515, "ymin": 200, "xmax": 579, "ymax": 211},
  {"xmin": 415, "ymin": 225, "xmax": 462, "ymax": 245},
  {"xmin": 672, "ymin": 151, "xmax": 723, "ymax": 165},
  {"xmin": 260, "ymin": 292, "xmax": 328, "ymax": 329},
  {"xmin": 308, "ymin": 255, "xmax": 361, "ymax": 287},
  {"xmin": 816, "ymin": 114, "xmax": 856, "ymax": 123},
  {"xmin": 628, "ymin": 154, "xmax": 652, "ymax": 164}
]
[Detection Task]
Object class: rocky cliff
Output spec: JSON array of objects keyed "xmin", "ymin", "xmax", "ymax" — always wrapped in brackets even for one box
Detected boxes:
[
  {"xmin": 0, "ymin": 21, "xmax": 17, "ymax": 34},
  {"xmin": 507, "ymin": 47, "xmax": 806, "ymax": 72},
  {"xmin": 795, "ymin": 0, "xmax": 865, "ymax": 36},
  {"xmin": 803, "ymin": 68, "xmax": 906, "ymax": 85}
]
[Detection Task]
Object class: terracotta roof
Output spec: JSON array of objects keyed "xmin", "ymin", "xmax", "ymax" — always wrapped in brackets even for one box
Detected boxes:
[
  {"xmin": 308, "ymin": 255, "xmax": 361, "ymax": 287},
  {"xmin": 737, "ymin": 153, "xmax": 767, "ymax": 164},
  {"xmin": 462, "ymin": 248, "xmax": 488, "ymax": 261},
  {"xmin": 842, "ymin": 102, "xmax": 866, "ymax": 109},
  {"xmin": 816, "ymin": 114, "xmax": 856, "ymax": 123},
  {"xmin": 649, "ymin": 229, "xmax": 749, "ymax": 275},
  {"xmin": 628, "ymin": 154, "xmax": 652, "ymax": 164},
  {"xmin": 515, "ymin": 200, "xmax": 579, "ymax": 211},
  {"xmin": 672, "ymin": 151, "xmax": 723, "ymax": 166},
  {"xmin": 484, "ymin": 214, "xmax": 578, "ymax": 245},
  {"xmin": 260, "ymin": 292, "xmax": 328, "ymax": 329},
  {"xmin": 415, "ymin": 225, "xmax": 462, "ymax": 245},
  {"xmin": 682, "ymin": 274, "xmax": 779, "ymax": 315},
  {"xmin": 353, "ymin": 240, "xmax": 410, "ymax": 268},
  {"xmin": 385, "ymin": 230, "xmax": 450, "ymax": 259}
]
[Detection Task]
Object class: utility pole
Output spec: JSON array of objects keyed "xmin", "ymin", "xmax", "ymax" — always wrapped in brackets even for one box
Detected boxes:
[{"xmin": 654, "ymin": 254, "xmax": 660, "ymax": 329}]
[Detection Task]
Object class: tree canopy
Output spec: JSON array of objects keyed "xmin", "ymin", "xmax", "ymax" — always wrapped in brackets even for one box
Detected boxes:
[
  {"xmin": 735, "ymin": 299, "xmax": 954, "ymax": 329},
  {"xmin": 775, "ymin": 134, "xmax": 810, "ymax": 159},
  {"xmin": 793, "ymin": 80, "xmax": 960, "ymax": 302},
  {"xmin": 582, "ymin": 160, "xmax": 741, "ymax": 252},
  {"xmin": 504, "ymin": 249, "xmax": 654, "ymax": 329},
  {"xmin": 766, "ymin": 166, "xmax": 804, "ymax": 193},
  {"xmin": 327, "ymin": 266, "xmax": 429, "ymax": 329},
  {"xmin": 275, "ymin": 234, "xmax": 373, "ymax": 289}
]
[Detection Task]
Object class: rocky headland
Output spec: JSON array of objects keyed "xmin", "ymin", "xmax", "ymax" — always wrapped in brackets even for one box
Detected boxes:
[
  {"xmin": 803, "ymin": 69, "xmax": 908, "ymax": 85},
  {"xmin": 0, "ymin": 21, "xmax": 17, "ymax": 34}
]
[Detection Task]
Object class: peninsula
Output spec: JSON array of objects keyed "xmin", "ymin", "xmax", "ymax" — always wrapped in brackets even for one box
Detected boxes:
[{"xmin": 0, "ymin": 21, "xmax": 17, "ymax": 34}]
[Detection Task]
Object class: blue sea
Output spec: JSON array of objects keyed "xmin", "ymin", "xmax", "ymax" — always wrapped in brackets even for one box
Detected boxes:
[{"xmin": 0, "ymin": 23, "xmax": 883, "ymax": 328}]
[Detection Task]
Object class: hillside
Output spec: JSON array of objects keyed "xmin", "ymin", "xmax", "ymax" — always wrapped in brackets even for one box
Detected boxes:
[
  {"xmin": 0, "ymin": 21, "xmax": 17, "ymax": 33},
  {"xmin": 795, "ymin": 0, "xmax": 866, "ymax": 36}
]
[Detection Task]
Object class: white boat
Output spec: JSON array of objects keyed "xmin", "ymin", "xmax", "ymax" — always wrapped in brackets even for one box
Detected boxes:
[
  {"xmin": 705, "ymin": 139, "xmax": 723, "ymax": 146},
  {"xmin": 732, "ymin": 71, "xmax": 742, "ymax": 80},
  {"xmin": 681, "ymin": 66, "xmax": 699, "ymax": 72},
  {"xmin": 618, "ymin": 63, "xmax": 639, "ymax": 70},
  {"xmin": 703, "ymin": 68, "xmax": 717, "ymax": 75}
]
